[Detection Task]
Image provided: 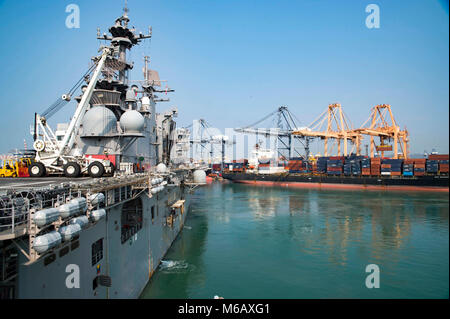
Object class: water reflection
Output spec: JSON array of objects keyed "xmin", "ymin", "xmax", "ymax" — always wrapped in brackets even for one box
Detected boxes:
[
  {"xmin": 238, "ymin": 185, "xmax": 448, "ymax": 269},
  {"xmin": 142, "ymin": 182, "xmax": 449, "ymax": 298}
]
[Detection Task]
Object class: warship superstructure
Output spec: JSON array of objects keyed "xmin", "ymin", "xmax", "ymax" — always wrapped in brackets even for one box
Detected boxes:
[{"xmin": 0, "ymin": 9, "xmax": 204, "ymax": 298}]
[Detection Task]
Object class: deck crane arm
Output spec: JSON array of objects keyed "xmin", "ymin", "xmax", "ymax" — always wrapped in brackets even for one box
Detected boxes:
[{"xmin": 57, "ymin": 48, "xmax": 111, "ymax": 158}]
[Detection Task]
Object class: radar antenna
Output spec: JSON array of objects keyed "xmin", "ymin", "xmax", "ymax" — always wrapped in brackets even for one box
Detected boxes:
[{"xmin": 124, "ymin": 0, "xmax": 129, "ymax": 17}]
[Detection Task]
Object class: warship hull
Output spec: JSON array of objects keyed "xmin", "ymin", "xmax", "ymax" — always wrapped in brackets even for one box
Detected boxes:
[{"xmin": 0, "ymin": 174, "xmax": 192, "ymax": 299}]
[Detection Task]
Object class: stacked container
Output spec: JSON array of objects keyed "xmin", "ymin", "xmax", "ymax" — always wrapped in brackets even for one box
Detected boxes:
[
  {"xmin": 311, "ymin": 162, "xmax": 318, "ymax": 174},
  {"xmin": 278, "ymin": 159, "xmax": 289, "ymax": 168},
  {"xmin": 361, "ymin": 158, "xmax": 371, "ymax": 175},
  {"xmin": 370, "ymin": 158, "xmax": 381, "ymax": 175},
  {"xmin": 287, "ymin": 159, "xmax": 303, "ymax": 173},
  {"xmin": 403, "ymin": 159, "xmax": 414, "ymax": 176},
  {"xmin": 426, "ymin": 160, "xmax": 439, "ymax": 174},
  {"xmin": 317, "ymin": 157, "xmax": 328, "ymax": 173},
  {"xmin": 413, "ymin": 158, "xmax": 426, "ymax": 176},
  {"xmin": 345, "ymin": 156, "xmax": 363, "ymax": 176},
  {"xmin": 381, "ymin": 159, "xmax": 403, "ymax": 176},
  {"xmin": 232, "ymin": 162, "xmax": 245, "ymax": 172},
  {"xmin": 428, "ymin": 154, "xmax": 450, "ymax": 161},
  {"xmin": 439, "ymin": 160, "xmax": 449, "ymax": 174},
  {"xmin": 233, "ymin": 159, "xmax": 248, "ymax": 165},
  {"xmin": 326, "ymin": 159, "xmax": 343, "ymax": 175},
  {"xmin": 343, "ymin": 162, "xmax": 352, "ymax": 175}
]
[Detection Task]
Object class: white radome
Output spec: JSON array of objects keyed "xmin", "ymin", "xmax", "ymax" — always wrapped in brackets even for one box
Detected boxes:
[
  {"xmin": 120, "ymin": 110, "xmax": 145, "ymax": 133},
  {"xmin": 193, "ymin": 170, "xmax": 206, "ymax": 184},
  {"xmin": 156, "ymin": 163, "xmax": 167, "ymax": 173},
  {"xmin": 82, "ymin": 106, "xmax": 117, "ymax": 136}
]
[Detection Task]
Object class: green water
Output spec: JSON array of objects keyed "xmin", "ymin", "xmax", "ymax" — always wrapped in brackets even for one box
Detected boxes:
[{"xmin": 140, "ymin": 182, "xmax": 449, "ymax": 299}]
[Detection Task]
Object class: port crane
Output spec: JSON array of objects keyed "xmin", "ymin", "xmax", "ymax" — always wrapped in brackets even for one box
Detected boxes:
[
  {"xmin": 188, "ymin": 119, "xmax": 234, "ymax": 169},
  {"xmin": 292, "ymin": 103, "xmax": 361, "ymax": 157},
  {"xmin": 292, "ymin": 103, "xmax": 409, "ymax": 158},
  {"xmin": 350, "ymin": 104, "xmax": 409, "ymax": 159},
  {"xmin": 234, "ymin": 106, "xmax": 311, "ymax": 159}
]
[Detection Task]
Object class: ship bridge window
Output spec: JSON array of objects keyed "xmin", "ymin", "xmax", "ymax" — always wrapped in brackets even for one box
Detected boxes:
[{"xmin": 121, "ymin": 198, "xmax": 143, "ymax": 244}]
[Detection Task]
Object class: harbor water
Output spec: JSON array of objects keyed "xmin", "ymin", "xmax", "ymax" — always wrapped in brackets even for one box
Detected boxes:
[{"xmin": 140, "ymin": 182, "xmax": 449, "ymax": 299}]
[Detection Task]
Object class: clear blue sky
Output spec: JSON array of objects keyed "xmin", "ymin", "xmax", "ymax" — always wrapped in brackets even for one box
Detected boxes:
[{"xmin": 0, "ymin": 0, "xmax": 448, "ymax": 155}]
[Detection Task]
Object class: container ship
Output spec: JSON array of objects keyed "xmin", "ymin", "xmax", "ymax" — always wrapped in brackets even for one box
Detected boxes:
[
  {"xmin": 0, "ymin": 8, "xmax": 206, "ymax": 299},
  {"xmin": 221, "ymin": 153, "xmax": 449, "ymax": 192}
]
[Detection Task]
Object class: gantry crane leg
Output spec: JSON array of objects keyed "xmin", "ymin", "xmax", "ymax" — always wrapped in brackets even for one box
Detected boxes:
[{"xmin": 393, "ymin": 130, "xmax": 398, "ymax": 159}]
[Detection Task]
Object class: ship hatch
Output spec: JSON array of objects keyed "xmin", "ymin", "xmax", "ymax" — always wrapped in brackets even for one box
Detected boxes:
[{"xmin": 121, "ymin": 198, "xmax": 143, "ymax": 244}]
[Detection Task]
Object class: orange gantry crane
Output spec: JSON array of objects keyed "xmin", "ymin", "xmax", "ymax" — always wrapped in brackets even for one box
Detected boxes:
[
  {"xmin": 292, "ymin": 103, "xmax": 360, "ymax": 157},
  {"xmin": 292, "ymin": 103, "xmax": 409, "ymax": 159},
  {"xmin": 350, "ymin": 104, "xmax": 409, "ymax": 159}
]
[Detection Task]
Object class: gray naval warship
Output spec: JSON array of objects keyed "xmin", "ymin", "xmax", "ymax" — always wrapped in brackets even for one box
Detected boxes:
[{"xmin": 0, "ymin": 8, "xmax": 205, "ymax": 298}]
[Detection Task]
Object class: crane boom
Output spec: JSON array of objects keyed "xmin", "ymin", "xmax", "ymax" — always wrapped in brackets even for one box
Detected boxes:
[
  {"xmin": 57, "ymin": 48, "xmax": 110, "ymax": 157},
  {"xmin": 234, "ymin": 127, "xmax": 291, "ymax": 137}
]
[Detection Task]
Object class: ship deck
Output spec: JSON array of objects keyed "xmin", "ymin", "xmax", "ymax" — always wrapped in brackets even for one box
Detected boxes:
[{"xmin": 0, "ymin": 177, "xmax": 92, "ymax": 191}]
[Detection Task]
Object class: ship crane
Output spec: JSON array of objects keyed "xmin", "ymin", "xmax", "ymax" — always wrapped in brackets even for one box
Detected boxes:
[
  {"xmin": 31, "ymin": 48, "xmax": 112, "ymax": 176},
  {"xmin": 350, "ymin": 104, "xmax": 409, "ymax": 159},
  {"xmin": 292, "ymin": 103, "xmax": 360, "ymax": 157},
  {"xmin": 235, "ymin": 106, "xmax": 311, "ymax": 159}
]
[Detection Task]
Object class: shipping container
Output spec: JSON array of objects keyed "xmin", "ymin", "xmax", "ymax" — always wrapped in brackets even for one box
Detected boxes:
[
  {"xmin": 403, "ymin": 171, "xmax": 413, "ymax": 176},
  {"xmin": 428, "ymin": 154, "xmax": 449, "ymax": 161}
]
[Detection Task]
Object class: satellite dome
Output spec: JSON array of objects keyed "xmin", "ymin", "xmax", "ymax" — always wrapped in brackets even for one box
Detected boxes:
[
  {"xmin": 82, "ymin": 106, "xmax": 117, "ymax": 136},
  {"xmin": 120, "ymin": 110, "xmax": 145, "ymax": 133},
  {"xmin": 193, "ymin": 170, "xmax": 206, "ymax": 184},
  {"xmin": 156, "ymin": 163, "xmax": 167, "ymax": 173}
]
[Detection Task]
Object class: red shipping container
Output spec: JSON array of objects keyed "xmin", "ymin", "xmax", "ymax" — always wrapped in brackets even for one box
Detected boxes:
[
  {"xmin": 329, "ymin": 156, "xmax": 344, "ymax": 160},
  {"xmin": 428, "ymin": 154, "xmax": 449, "ymax": 161}
]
